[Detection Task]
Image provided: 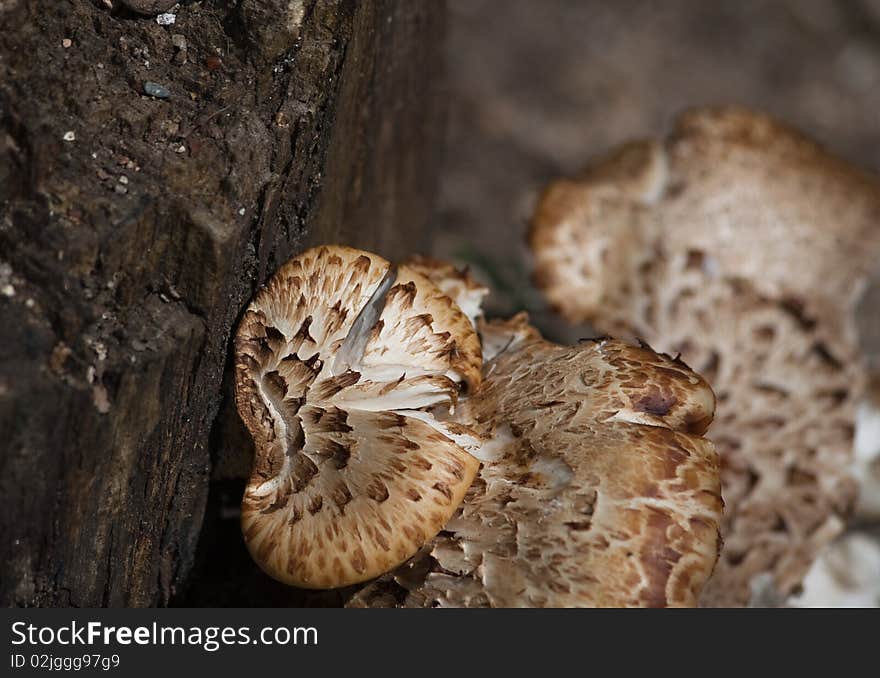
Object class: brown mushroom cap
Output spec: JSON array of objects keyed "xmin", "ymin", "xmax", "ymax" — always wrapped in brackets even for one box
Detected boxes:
[
  {"xmin": 234, "ymin": 245, "xmax": 482, "ymax": 588},
  {"xmin": 403, "ymin": 255, "xmax": 489, "ymax": 327},
  {"xmin": 529, "ymin": 107, "xmax": 880, "ymax": 605},
  {"xmin": 349, "ymin": 314, "xmax": 723, "ymax": 607}
]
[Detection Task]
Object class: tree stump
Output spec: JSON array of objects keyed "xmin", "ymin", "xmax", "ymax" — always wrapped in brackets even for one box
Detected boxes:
[{"xmin": 0, "ymin": 0, "xmax": 446, "ymax": 607}]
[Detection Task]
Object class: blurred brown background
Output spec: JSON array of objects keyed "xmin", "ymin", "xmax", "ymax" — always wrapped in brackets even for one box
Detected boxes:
[{"xmin": 432, "ymin": 0, "xmax": 880, "ymax": 342}]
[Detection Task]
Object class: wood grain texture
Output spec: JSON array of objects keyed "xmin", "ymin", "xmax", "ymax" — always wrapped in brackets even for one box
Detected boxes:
[{"xmin": 0, "ymin": 0, "xmax": 446, "ymax": 607}]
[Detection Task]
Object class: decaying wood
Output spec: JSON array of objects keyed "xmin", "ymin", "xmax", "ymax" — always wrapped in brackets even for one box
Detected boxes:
[{"xmin": 0, "ymin": 0, "xmax": 446, "ymax": 606}]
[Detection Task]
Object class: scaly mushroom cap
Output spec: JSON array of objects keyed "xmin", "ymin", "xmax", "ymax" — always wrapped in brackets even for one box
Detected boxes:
[
  {"xmin": 403, "ymin": 255, "xmax": 489, "ymax": 327},
  {"xmin": 234, "ymin": 245, "xmax": 482, "ymax": 588},
  {"xmin": 349, "ymin": 314, "xmax": 723, "ymax": 607},
  {"xmin": 530, "ymin": 107, "xmax": 880, "ymax": 605}
]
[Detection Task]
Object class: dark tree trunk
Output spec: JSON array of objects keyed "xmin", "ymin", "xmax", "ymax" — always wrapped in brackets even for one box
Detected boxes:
[{"xmin": 0, "ymin": 0, "xmax": 446, "ymax": 607}]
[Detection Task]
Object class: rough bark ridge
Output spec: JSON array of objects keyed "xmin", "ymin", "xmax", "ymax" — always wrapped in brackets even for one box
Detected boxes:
[{"xmin": 0, "ymin": 0, "xmax": 445, "ymax": 607}]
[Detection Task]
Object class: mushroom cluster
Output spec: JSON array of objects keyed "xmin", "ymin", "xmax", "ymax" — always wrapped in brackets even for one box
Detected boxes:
[
  {"xmin": 530, "ymin": 107, "xmax": 880, "ymax": 606},
  {"xmin": 234, "ymin": 245, "xmax": 723, "ymax": 606}
]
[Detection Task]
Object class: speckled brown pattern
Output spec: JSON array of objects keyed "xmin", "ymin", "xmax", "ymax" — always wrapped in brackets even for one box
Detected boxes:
[
  {"xmin": 403, "ymin": 255, "xmax": 490, "ymax": 327},
  {"xmin": 349, "ymin": 314, "xmax": 723, "ymax": 607},
  {"xmin": 529, "ymin": 107, "xmax": 880, "ymax": 605},
  {"xmin": 234, "ymin": 245, "xmax": 482, "ymax": 588}
]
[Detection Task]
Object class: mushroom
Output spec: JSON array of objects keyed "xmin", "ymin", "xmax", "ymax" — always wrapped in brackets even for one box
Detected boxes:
[
  {"xmin": 348, "ymin": 312, "xmax": 722, "ymax": 607},
  {"xmin": 789, "ymin": 532, "xmax": 880, "ymax": 608},
  {"xmin": 234, "ymin": 245, "xmax": 483, "ymax": 588},
  {"xmin": 529, "ymin": 107, "xmax": 880, "ymax": 606},
  {"xmin": 236, "ymin": 248, "xmax": 723, "ymax": 605},
  {"xmin": 402, "ymin": 255, "xmax": 489, "ymax": 327}
]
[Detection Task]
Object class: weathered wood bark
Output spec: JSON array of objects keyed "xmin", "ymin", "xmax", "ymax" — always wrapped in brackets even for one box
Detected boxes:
[{"xmin": 0, "ymin": 0, "xmax": 446, "ymax": 607}]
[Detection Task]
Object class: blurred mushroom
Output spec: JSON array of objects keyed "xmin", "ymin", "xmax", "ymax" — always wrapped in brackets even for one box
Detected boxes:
[
  {"xmin": 853, "ymin": 273, "xmax": 880, "ymax": 521},
  {"xmin": 234, "ymin": 246, "xmax": 483, "ymax": 588},
  {"xmin": 789, "ymin": 532, "xmax": 880, "ymax": 608},
  {"xmin": 529, "ymin": 107, "xmax": 880, "ymax": 606}
]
